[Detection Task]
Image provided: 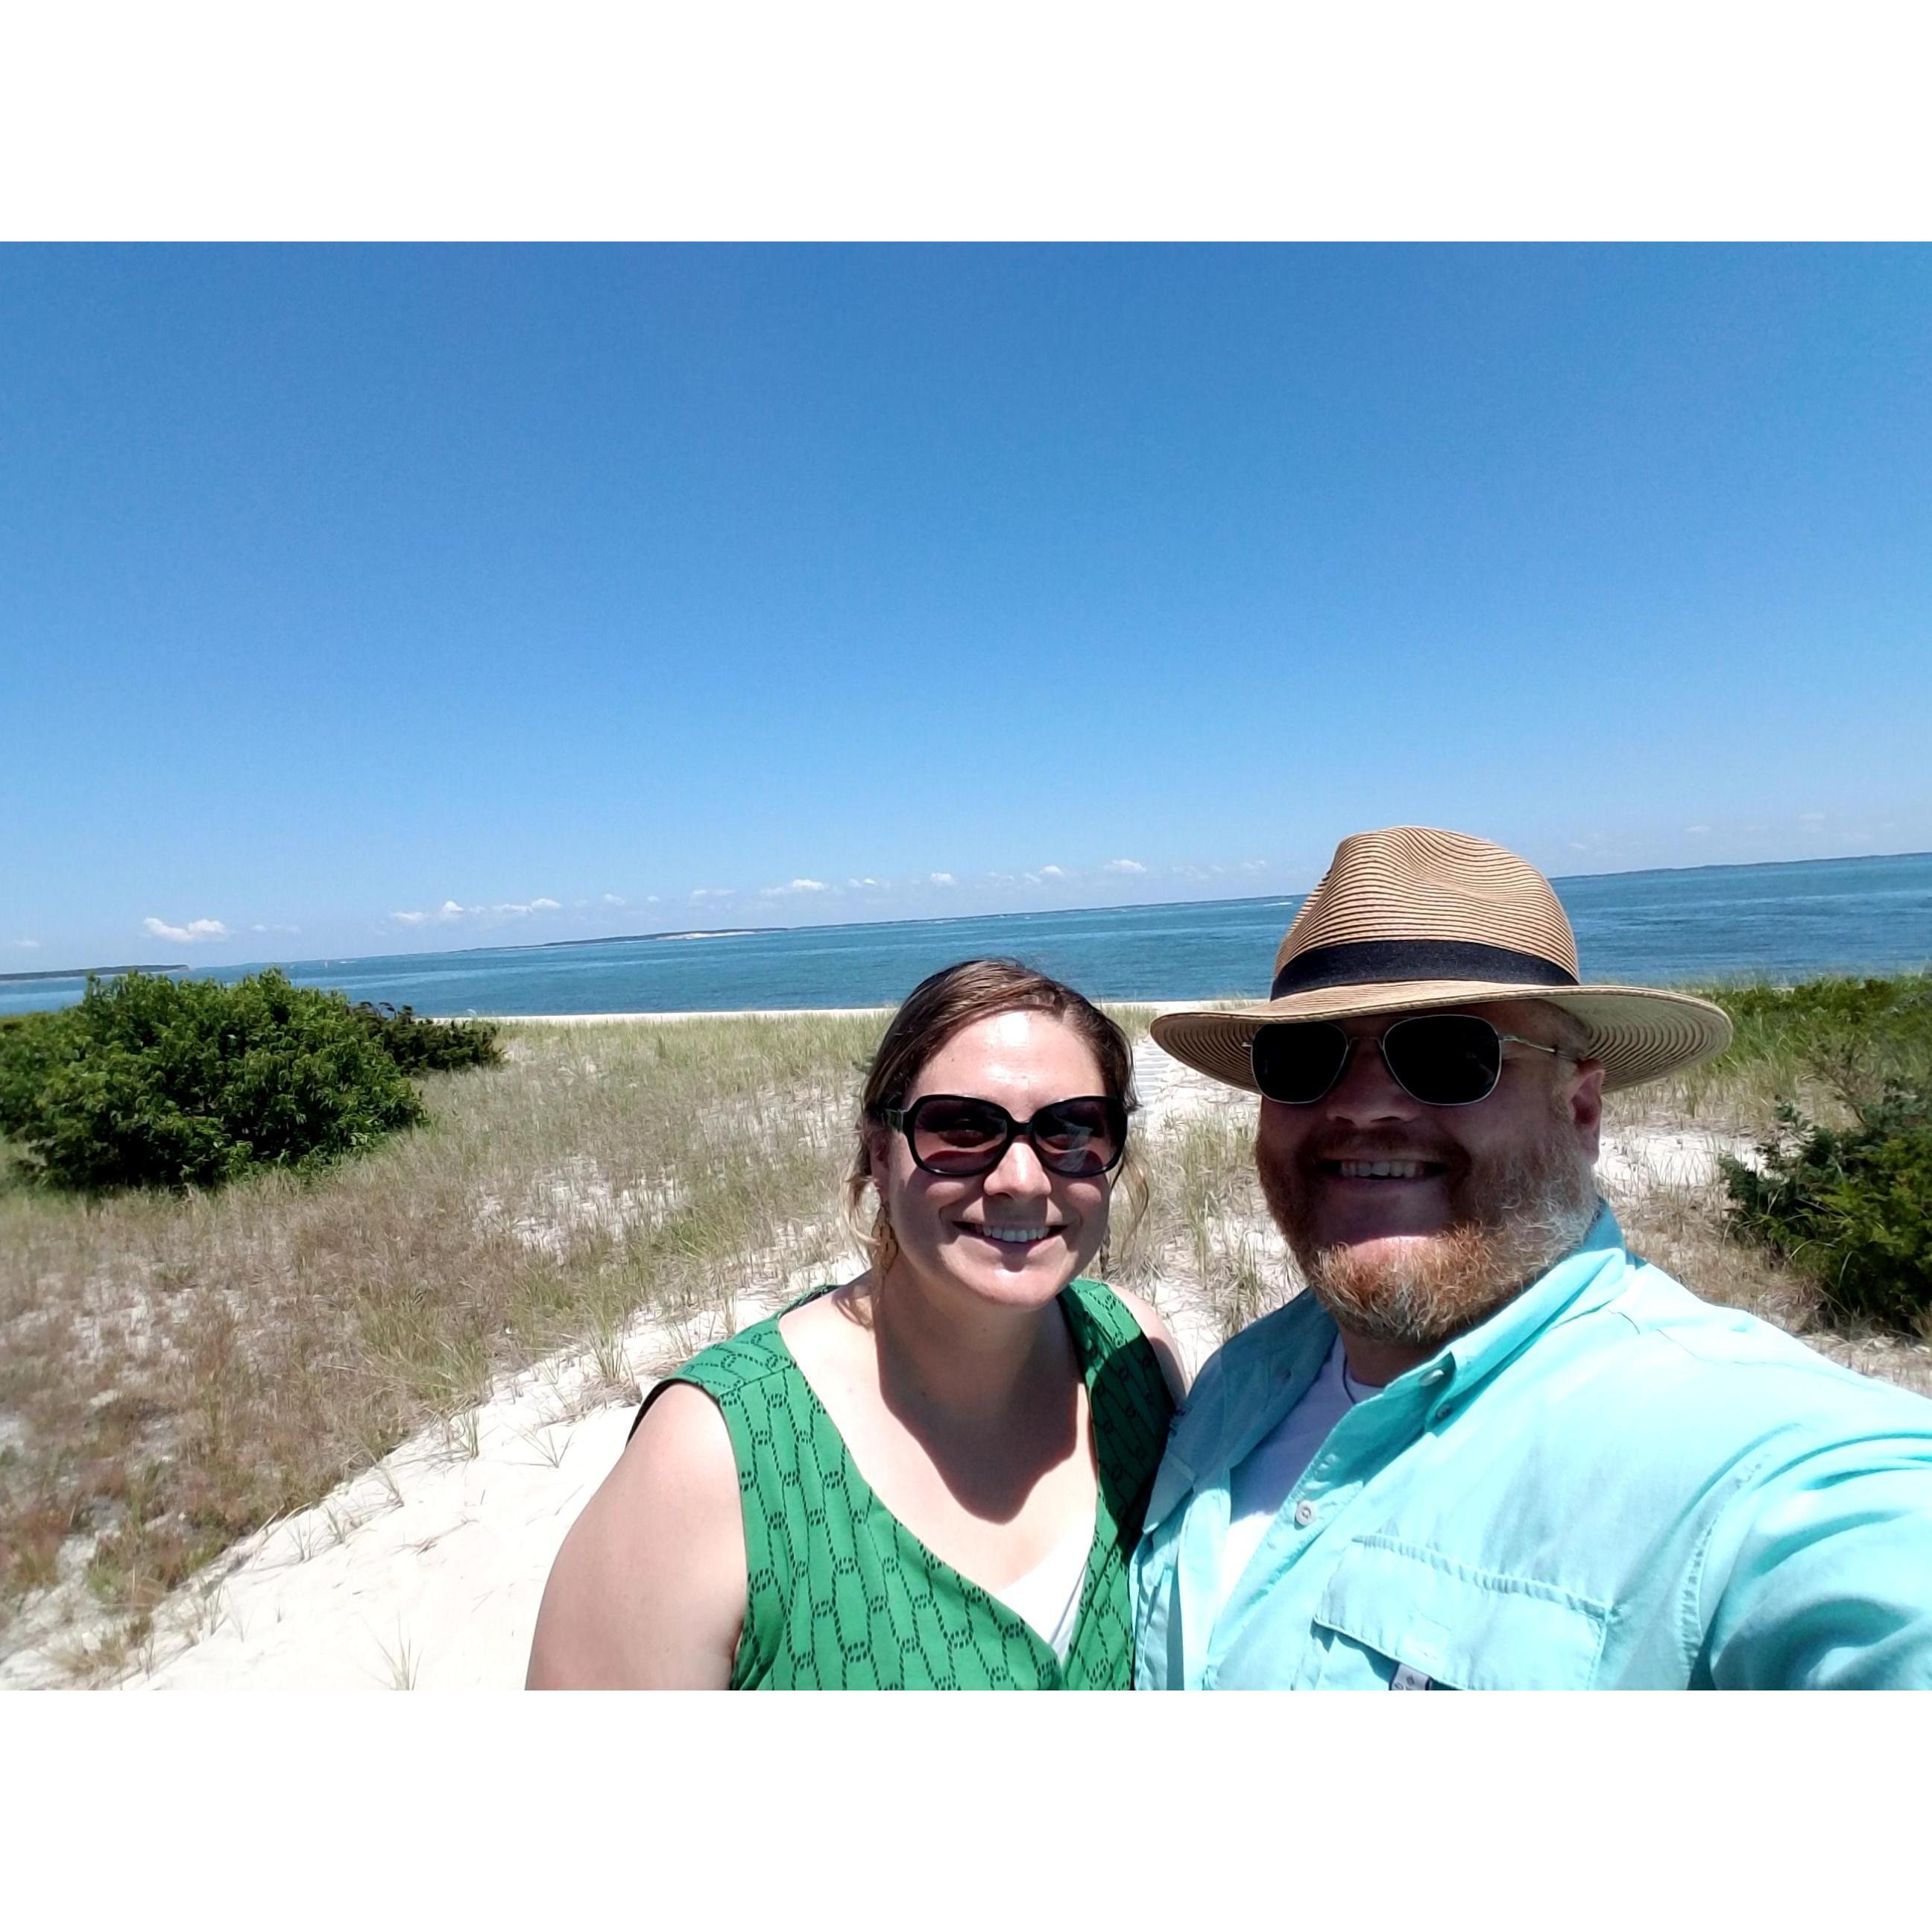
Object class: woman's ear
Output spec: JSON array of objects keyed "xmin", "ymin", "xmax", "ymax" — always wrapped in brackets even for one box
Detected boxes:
[{"xmin": 865, "ymin": 1120, "xmax": 890, "ymax": 1194}]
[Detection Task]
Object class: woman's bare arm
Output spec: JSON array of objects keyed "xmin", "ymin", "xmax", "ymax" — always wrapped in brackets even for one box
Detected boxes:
[{"xmin": 525, "ymin": 1383, "xmax": 746, "ymax": 1689}]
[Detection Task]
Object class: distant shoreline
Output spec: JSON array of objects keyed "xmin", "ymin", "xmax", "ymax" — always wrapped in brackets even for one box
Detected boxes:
[
  {"xmin": 0, "ymin": 963, "xmax": 184, "ymax": 985},
  {"xmin": 378, "ymin": 847, "xmax": 1932, "ymax": 969}
]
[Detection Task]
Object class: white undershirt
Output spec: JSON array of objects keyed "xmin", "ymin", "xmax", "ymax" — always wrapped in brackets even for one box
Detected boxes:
[
  {"xmin": 1219, "ymin": 1337, "xmax": 1364, "ymax": 1595},
  {"xmin": 990, "ymin": 1507, "xmax": 1096, "ymax": 1663}
]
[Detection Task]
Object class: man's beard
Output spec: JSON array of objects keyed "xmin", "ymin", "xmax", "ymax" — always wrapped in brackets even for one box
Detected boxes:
[{"xmin": 1257, "ymin": 1118, "xmax": 1600, "ymax": 1352}]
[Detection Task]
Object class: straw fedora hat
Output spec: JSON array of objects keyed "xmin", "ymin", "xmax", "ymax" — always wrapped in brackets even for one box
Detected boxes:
[{"xmin": 1151, "ymin": 826, "xmax": 1732, "ymax": 1095}]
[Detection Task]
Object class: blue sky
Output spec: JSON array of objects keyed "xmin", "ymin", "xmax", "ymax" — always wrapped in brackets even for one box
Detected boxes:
[{"xmin": 5, "ymin": 244, "xmax": 1931, "ymax": 968}]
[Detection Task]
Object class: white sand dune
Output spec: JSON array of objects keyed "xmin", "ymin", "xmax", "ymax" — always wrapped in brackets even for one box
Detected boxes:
[{"xmin": 126, "ymin": 1304, "xmax": 750, "ymax": 1690}]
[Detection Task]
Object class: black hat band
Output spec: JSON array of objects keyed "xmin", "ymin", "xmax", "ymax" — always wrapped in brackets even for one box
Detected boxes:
[{"xmin": 1270, "ymin": 938, "xmax": 1580, "ymax": 1001}]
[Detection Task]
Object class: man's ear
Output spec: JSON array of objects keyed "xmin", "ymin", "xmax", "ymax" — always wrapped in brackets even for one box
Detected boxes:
[{"xmin": 1568, "ymin": 1059, "xmax": 1606, "ymax": 1159}]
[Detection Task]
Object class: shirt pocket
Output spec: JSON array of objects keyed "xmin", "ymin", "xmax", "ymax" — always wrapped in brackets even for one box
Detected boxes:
[{"xmin": 1312, "ymin": 1535, "xmax": 1611, "ymax": 1690}]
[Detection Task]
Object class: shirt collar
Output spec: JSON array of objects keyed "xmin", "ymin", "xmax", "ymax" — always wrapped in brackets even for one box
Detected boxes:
[{"xmin": 1375, "ymin": 1199, "xmax": 1630, "ymax": 1407}]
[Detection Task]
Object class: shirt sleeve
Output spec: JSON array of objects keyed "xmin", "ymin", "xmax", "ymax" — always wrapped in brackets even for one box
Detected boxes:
[{"xmin": 1697, "ymin": 1431, "xmax": 1932, "ymax": 1689}]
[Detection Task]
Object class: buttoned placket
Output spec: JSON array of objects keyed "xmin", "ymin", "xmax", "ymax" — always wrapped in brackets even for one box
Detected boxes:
[{"xmin": 1200, "ymin": 1366, "xmax": 1449, "ymax": 1687}]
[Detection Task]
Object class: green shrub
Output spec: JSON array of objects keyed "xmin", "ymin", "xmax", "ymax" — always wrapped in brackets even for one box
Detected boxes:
[
  {"xmin": 0, "ymin": 1010, "xmax": 79, "ymax": 1143},
  {"xmin": 0, "ymin": 970, "xmax": 428, "ymax": 1192},
  {"xmin": 351, "ymin": 1001, "xmax": 501, "ymax": 1074},
  {"xmin": 1723, "ymin": 1085, "xmax": 1932, "ymax": 1334}
]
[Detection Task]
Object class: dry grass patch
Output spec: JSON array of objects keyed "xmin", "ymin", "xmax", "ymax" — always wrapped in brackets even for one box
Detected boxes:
[
  {"xmin": 0, "ymin": 1012, "xmax": 884, "ymax": 1663},
  {"xmin": 1108, "ymin": 1093, "xmax": 1301, "ymax": 1353}
]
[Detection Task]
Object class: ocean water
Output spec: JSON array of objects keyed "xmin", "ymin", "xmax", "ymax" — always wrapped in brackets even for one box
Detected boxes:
[{"xmin": 7, "ymin": 852, "xmax": 1931, "ymax": 1020}]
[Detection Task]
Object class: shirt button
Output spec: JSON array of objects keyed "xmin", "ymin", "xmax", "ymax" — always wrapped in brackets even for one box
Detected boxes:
[{"xmin": 1293, "ymin": 1500, "xmax": 1317, "ymax": 1527}]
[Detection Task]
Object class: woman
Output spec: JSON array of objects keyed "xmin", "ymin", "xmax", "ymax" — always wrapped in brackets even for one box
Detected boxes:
[{"xmin": 527, "ymin": 959, "xmax": 1184, "ymax": 1688}]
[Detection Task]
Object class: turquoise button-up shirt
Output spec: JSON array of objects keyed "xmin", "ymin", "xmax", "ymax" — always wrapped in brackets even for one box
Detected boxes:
[{"xmin": 1131, "ymin": 1207, "xmax": 1932, "ymax": 1689}]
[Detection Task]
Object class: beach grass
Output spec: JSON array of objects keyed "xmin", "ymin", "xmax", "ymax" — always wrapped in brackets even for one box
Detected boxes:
[
  {"xmin": 0, "ymin": 1011, "xmax": 886, "ymax": 1661},
  {"xmin": 1629, "ymin": 970, "xmax": 1932, "ymax": 1129}
]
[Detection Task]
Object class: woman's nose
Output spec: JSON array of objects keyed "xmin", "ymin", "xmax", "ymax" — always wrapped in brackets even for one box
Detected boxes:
[{"xmin": 982, "ymin": 1132, "xmax": 1050, "ymax": 1193}]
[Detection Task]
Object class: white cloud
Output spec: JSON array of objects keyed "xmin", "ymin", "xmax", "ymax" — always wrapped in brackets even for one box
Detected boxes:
[
  {"xmin": 1684, "ymin": 825, "xmax": 1711, "ymax": 836},
  {"xmin": 389, "ymin": 894, "xmax": 563, "ymax": 928},
  {"xmin": 645, "ymin": 894, "xmax": 659, "ymax": 903},
  {"xmin": 10, "ymin": 938, "xmax": 40, "ymax": 950},
  {"xmin": 1240, "ymin": 859, "xmax": 1269, "ymax": 873},
  {"xmin": 601, "ymin": 892, "xmax": 626, "ymax": 906},
  {"xmin": 251, "ymin": 923, "xmax": 301, "ymax": 935},
  {"xmin": 690, "ymin": 887, "xmax": 733, "ymax": 901},
  {"xmin": 929, "ymin": 872, "xmax": 956, "ymax": 886},
  {"xmin": 1102, "ymin": 858, "xmax": 1147, "ymax": 874},
  {"xmin": 1037, "ymin": 863, "xmax": 1066, "ymax": 879},
  {"xmin": 143, "ymin": 915, "xmax": 230, "ymax": 945},
  {"xmin": 760, "ymin": 878, "xmax": 830, "ymax": 897},
  {"xmin": 847, "ymin": 877, "xmax": 886, "ymax": 890},
  {"xmin": 483, "ymin": 900, "xmax": 565, "ymax": 918}
]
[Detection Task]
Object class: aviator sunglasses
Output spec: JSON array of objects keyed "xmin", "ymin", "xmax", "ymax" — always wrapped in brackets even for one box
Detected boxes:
[
  {"xmin": 882, "ymin": 1093, "xmax": 1128, "ymax": 1178},
  {"xmin": 1249, "ymin": 1013, "xmax": 1571, "ymax": 1108}
]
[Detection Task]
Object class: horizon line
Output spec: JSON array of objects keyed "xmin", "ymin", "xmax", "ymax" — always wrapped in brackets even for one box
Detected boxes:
[{"xmin": 22, "ymin": 845, "xmax": 1931, "ymax": 982}]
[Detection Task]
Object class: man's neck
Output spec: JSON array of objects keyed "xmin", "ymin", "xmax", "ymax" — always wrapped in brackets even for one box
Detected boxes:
[{"xmin": 1335, "ymin": 1331, "xmax": 1428, "ymax": 1389}]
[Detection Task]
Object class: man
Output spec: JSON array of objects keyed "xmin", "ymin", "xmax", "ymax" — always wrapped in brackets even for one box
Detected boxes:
[{"xmin": 1133, "ymin": 825, "xmax": 1932, "ymax": 1689}]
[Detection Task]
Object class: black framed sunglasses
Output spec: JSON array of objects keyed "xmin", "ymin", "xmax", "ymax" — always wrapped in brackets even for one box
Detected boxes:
[
  {"xmin": 882, "ymin": 1093, "xmax": 1128, "ymax": 1178},
  {"xmin": 1249, "ymin": 1013, "xmax": 1570, "ymax": 1108}
]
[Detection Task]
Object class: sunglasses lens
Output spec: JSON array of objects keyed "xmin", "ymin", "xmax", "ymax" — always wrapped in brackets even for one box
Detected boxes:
[
  {"xmin": 1250, "ymin": 1023, "xmax": 1351, "ymax": 1105},
  {"xmin": 1383, "ymin": 1014, "xmax": 1503, "ymax": 1105},
  {"xmin": 1029, "ymin": 1098, "xmax": 1126, "ymax": 1176},
  {"xmin": 909, "ymin": 1097, "xmax": 1012, "ymax": 1173}
]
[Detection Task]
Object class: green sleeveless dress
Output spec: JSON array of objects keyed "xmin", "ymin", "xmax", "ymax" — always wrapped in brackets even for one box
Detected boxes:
[{"xmin": 640, "ymin": 1278, "xmax": 1175, "ymax": 1690}]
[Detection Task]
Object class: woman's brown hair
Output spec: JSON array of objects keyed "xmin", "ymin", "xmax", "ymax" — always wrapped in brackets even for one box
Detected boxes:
[{"xmin": 840, "ymin": 958, "xmax": 1147, "ymax": 1280}]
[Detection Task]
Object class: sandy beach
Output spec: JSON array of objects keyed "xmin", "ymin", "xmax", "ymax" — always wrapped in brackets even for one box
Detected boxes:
[{"xmin": 0, "ymin": 1014, "xmax": 1772, "ymax": 1691}]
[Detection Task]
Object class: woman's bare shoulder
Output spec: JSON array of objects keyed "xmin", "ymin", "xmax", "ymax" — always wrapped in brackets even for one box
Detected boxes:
[
  {"xmin": 1102, "ymin": 1284, "xmax": 1191, "ymax": 1404},
  {"xmin": 775, "ymin": 1278, "xmax": 874, "ymax": 1375},
  {"xmin": 525, "ymin": 1382, "xmax": 745, "ymax": 1689}
]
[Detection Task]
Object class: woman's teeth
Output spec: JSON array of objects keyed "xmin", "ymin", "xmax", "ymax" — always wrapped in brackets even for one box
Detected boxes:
[{"xmin": 974, "ymin": 1225, "xmax": 1055, "ymax": 1243}]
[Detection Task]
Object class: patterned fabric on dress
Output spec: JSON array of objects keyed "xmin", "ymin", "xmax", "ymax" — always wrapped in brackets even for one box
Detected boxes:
[{"xmin": 645, "ymin": 1278, "xmax": 1174, "ymax": 1690}]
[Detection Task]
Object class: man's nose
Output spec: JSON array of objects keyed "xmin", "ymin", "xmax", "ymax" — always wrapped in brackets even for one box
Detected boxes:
[{"xmin": 1323, "ymin": 1033, "xmax": 1420, "ymax": 1125}]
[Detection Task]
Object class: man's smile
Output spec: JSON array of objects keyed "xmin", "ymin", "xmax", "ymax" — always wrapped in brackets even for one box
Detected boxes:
[
  {"xmin": 1306, "ymin": 1140, "xmax": 1460, "ymax": 1190},
  {"xmin": 1323, "ymin": 1158, "xmax": 1447, "ymax": 1181}
]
